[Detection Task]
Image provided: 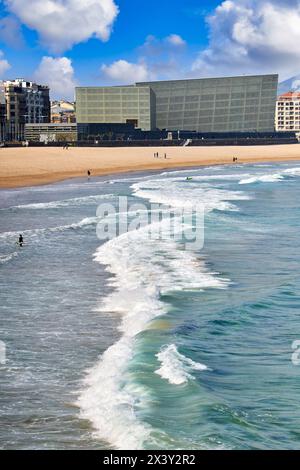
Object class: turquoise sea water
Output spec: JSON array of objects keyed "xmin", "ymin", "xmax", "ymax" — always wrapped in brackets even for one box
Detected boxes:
[{"xmin": 1, "ymin": 162, "xmax": 300, "ymax": 449}]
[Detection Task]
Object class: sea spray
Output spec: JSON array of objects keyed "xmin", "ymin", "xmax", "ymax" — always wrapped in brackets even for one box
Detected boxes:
[
  {"xmin": 155, "ymin": 344, "xmax": 208, "ymax": 385},
  {"xmin": 238, "ymin": 166, "xmax": 300, "ymax": 185},
  {"xmin": 131, "ymin": 178, "xmax": 250, "ymax": 212},
  {"xmin": 4, "ymin": 193, "xmax": 115, "ymax": 211},
  {"xmin": 77, "ymin": 177, "xmax": 233, "ymax": 448}
]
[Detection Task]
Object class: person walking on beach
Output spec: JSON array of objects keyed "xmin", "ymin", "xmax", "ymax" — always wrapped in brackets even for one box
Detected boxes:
[
  {"xmin": 164, "ymin": 153, "xmax": 167, "ymax": 159},
  {"xmin": 18, "ymin": 234, "xmax": 24, "ymax": 247}
]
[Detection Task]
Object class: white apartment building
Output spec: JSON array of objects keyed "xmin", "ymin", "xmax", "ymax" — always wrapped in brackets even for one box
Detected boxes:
[{"xmin": 276, "ymin": 92, "xmax": 300, "ymax": 131}]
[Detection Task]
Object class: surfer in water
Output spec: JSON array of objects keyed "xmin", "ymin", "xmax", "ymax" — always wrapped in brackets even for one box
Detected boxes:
[{"xmin": 18, "ymin": 234, "xmax": 24, "ymax": 247}]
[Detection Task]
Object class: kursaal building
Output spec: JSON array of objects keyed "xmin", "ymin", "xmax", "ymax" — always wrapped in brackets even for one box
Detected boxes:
[{"xmin": 76, "ymin": 74, "xmax": 278, "ymax": 134}]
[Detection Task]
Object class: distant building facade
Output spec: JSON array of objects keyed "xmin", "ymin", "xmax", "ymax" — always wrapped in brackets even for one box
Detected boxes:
[
  {"xmin": 75, "ymin": 74, "xmax": 278, "ymax": 138},
  {"xmin": 51, "ymin": 100, "xmax": 76, "ymax": 124},
  {"xmin": 2, "ymin": 79, "xmax": 50, "ymax": 141},
  {"xmin": 0, "ymin": 84, "xmax": 6, "ymax": 142},
  {"xmin": 138, "ymin": 75, "xmax": 278, "ymax": 133},
  {"xmin": 25, "ymin": 123, "xmax": 77, "ymax": 143},
  {"xmin": 76, "ymin": 86, "xmax": 156, "ymax": 131},
  {"xmin": 276, "ymin": 92, "xmax": 300, "ymax": 131}
]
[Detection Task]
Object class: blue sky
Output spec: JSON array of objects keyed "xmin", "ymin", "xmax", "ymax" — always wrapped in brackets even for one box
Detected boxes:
[{"xmin": 0, "ymin": 0, "xmax": 300, "ymax": 99}]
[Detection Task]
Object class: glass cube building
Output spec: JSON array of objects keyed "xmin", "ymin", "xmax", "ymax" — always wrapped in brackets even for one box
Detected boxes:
[{"xmin": 76, "ymin": 74, "xmax": 278, "ymax": 133}]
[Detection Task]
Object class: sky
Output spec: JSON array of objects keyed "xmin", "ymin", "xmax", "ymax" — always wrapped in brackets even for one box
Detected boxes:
[{"xmin": 0, "ymin": 0, "xmax": 300, "ymax": 99}]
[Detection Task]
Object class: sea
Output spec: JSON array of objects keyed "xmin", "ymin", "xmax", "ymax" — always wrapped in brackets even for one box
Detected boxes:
[{"xmin": 1, "ymin": 161, "xmax": 300, "ymax": 450}]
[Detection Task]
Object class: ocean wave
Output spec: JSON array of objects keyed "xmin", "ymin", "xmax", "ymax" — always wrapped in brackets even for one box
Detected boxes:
[
  {"xmin": 4, "ymin": 193, "xmax": 114, "ymax": 211},
  {"xmin": 131, "ymin": 177, "xmax": 250, "ymax": 212},
  {"xmin": 78, "ymin": 171, "xmax": 233, "ymax": 448},
  {"xmin": 239, "ymin": 174, "xmax": 284, "ymax": 184},
  {"xmin": 155, "ymin": 344, "xmax": 208, "ymax": 385},
  {"xmin": 0, "ymin": 216, "xmax": 99, "ymax": 241},
  {"xmin": 239, "ymin": 167, "xmax": 300, "ymax": 185},
  {"xmin": 157, "ymin": 173, "xmax": 252, "ymax": 184},
  {"xmin": 283, "ymin": 167, "xmax": 300, "ymax": 177},
  {"xmin": 0, "ymin": 252, "xmax": 18, "ymax": 264},
  {"xmin": 77, "ymin": 214, "xmax": 228, "ymax": 449}
]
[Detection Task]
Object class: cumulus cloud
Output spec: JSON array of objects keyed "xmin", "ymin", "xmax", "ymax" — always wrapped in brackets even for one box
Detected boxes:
[
  {"xmin": 139, "ymin": 34, "xmax": 186, "ymax": 56},
  {"xmin": 0, "ymin": 16, "xmax": 24, "ymax": 48},
  {"xmin": 292, "ymin": 79, "xmax": 300, "ymax": 90},
  {"xmin": 101, "ymin": 60, "xmax": 152, "ymax": 84},
  {"xmin": 165, "ymin": 34, "xmax": 186, "ymax": 47},
  {"xmin": 192, "ymin": 0, "xmax": 300, "ymax": 80},
  {"xmin": 100, "ymin": 33, "xmax": 188, "ymax": 85},
  {"xmin": 4, "ymin": 0, "xmax": 119, "ymax": 52},
  {"xmin": 34, "ymin": 56, "xmax": 76, "ymax": 99},
  {"xmin": 0, "ymin": 50, "xmax": 11, "ymax": 77}
]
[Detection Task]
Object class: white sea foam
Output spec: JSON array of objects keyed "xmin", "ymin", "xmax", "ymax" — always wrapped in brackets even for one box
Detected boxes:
[
  {"xmin": 5, "ymin": 193, "xmax": 114, "ymax": 210},
  {"xmin": 283, "ymin": 167, "xmax": 300, "ymax": 177},
  {"xmin": 239, "ymin": 174, "xmax": 284, "ymax": 184},
  {"xmin": 131, "ymin": 177, "xmax": 250, "ymax": 212},
  {"xmin": 77, "ymin": 209, "xmax": 228, "ymax": 449},
  {"xmin": 0, "ymin": 252, "xmax": 18, "ymax": 264},
  {"xmin": 239, "ymin": 166, "xmax": 300, "ymax": 185},
  {"xmin": 0, "ymin": 216, "xmax": 99, "ymax": 241},
  {"xmin": 155, "ymin": 344, "xmax": 208, "ymax": 385},
  {"xmin": 77, "ymin": 171, "xmax": 243, "ymax": 449},
  {"xmin": 159, "ymin": 166, "xmax": 229, "ymax": 177}
]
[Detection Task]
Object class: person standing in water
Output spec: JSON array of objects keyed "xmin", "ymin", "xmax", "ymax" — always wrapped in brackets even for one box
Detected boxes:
[
  {"xmin": 87, "ymin": 170, "xmax": 91, "ymax": 180},
  {"xmin": 18, "ymin": 234, "xmax": 23, "ymax": 247}
]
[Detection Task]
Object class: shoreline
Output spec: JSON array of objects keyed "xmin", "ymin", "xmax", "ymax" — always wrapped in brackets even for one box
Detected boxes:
[{"xmin": 1, "ymin": 144, "xmax": 300, "ymax": 189}]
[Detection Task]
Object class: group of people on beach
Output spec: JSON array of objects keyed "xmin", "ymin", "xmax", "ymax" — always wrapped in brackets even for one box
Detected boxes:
[
  {"xmin": 154, "ymin": 152, "xmax": 167, "ymax": 159},
  {"xmin": 62, "ymin": 144, "xmax": 69, "ymax": 150},
  {"xmin": 233, "ymin": 156, "xmax": 238, "ymax": 162}
]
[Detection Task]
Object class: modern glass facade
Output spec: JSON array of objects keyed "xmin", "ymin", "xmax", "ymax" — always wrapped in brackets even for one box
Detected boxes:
[
  {"xmin": 76, "ymin": 75, "xmax": 278, "ymax": 134},
  {"xmin": 76, "ymin": 86, "xmax": 155, "ymax": 131},
  {"xmin": 137, "ymin": 75, "xmax": 278, "ymax": 132}
]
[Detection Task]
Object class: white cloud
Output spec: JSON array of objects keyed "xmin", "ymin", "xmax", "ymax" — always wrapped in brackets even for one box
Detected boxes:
[
  {"xmin": 165, "ymin": 34, "xmax": 186, "ymax": 47},
  {"xmin": 0, "ymin": 51, "xmax": 11, "ymax": 77},
  {"xmin": 139, "ymin": 34, "xmax": 186, "ymax": 56},
  {"xmin": 101, "ymin": 60, "xmax": 152, "ymax": 84},
  {"xmin": 100, "ymin": 33, "xmax": 188, "ymax": 85},
  {"xmin": 4, "ymin": 0, "xmax": 119, "ymax": 52},
  {"xmin": 192, "ymin": 0, "xmax": 300, "ymax": 80},
  {"xmin": 0, "ymin": 16, "xmax": 24, "ymax": 48},
  {"xmin": 292, "ymin": 79, "xmax": 300, "ymax": 90},
  {"xmin": 34, "ymin": 56, "xmax": 76, "ymax": 99}
]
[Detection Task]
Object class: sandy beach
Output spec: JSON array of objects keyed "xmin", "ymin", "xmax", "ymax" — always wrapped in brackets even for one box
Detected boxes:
[{"xmin": 1, "ymin": 144, "xmax": 300, "ymax": 188}]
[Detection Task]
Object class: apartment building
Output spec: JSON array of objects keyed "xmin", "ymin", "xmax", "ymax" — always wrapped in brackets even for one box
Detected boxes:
[
  {"xmin": 276, "ymin": 92, "xmax": 300, "ymax": 131},
  {"xmin": 3, "ymin": 79, "xmax": 50, "ymax": 140}
]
